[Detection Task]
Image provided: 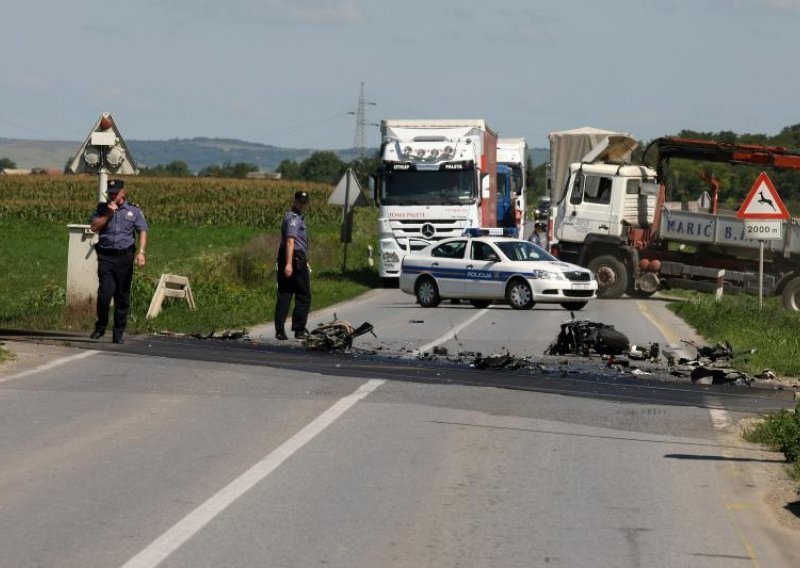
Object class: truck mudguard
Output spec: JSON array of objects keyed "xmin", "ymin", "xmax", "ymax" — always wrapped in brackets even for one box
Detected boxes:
[{"xmin": 578, "ymin": 234, "xmax": 630, "ymax": 266}]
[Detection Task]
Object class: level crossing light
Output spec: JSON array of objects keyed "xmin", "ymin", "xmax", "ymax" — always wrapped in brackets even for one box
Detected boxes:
[{"xmin": 66, "ymin": 113, "xmax": 138, "ymax": 202}]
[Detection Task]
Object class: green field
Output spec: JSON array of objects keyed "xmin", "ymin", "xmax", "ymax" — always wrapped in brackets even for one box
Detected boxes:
[{"xmin": 0, "ymin": 177, "xmax": 378, "ymax": 334}]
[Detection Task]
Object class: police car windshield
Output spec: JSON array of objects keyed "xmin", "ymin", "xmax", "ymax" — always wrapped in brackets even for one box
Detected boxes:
[
  {"xmin": 496, "ymin": 241, "xmax": 556, "ymax": 262},
  {"xmin": 382, "ymin": 168, "xmax": 475, "ymax": 206}
]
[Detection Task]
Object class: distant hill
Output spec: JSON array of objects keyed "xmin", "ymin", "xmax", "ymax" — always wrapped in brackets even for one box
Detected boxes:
[
  {"xmin": 0, "ymin": 137, "xmax": 366, "ymax": 172},
  {"xmin": 0, "ymin": 136, "xmax": 550, "ymax": 171}
]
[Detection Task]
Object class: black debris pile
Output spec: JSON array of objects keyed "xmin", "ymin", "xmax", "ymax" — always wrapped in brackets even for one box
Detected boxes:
[
  {"xmin": 304, "ymin": 320, "xmax": 375, "ymax": 352},
  {"xmin": 471, "ymin": 352, "xmax": 525, "ymax": 371},
  {"xmin": 545, "ymin": 318, "xmax": 630, "ymax": 356},
  {"xmin": 184, "ymin": 329, "xmax": 249, "ymax": 341},
  {"xmin": 671, "ymin": 340, "xmax": 757, "ymax": 385}
]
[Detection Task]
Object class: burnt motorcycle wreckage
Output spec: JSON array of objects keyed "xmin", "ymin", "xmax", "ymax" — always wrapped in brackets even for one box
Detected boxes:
[{"xmin": 545, "ymin": 314, "xmax": 632, "ymax": 356}]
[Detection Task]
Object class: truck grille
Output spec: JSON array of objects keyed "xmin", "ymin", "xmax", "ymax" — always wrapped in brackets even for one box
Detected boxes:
[
  {"xmin": 564, "ymin": 271, "xmax": 591, "ymax": 282},
  {"xmin": 391, "ymin": 219, "xmax": 466, "ymax": 240}
]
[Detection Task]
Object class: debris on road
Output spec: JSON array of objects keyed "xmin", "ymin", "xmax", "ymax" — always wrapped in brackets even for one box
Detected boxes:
[
  {"xmin": 157, "ymin": 328, "xmax": 250, "ymax": 341},
  {"xmin": 672, "ymin": 340, "xmax": 757, "ymax": 385},
  {"xmin": 304, "ymin": 319, "xmax": 375, "ymax": 352},
  {"xmin": 472, "ymin": 352, "xmax": 525, "ymax": 371}
]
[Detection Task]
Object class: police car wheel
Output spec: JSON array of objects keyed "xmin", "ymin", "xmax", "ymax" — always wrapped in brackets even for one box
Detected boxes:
[
  {"xmin": 560, "ymin": 302, "xmax": 587, "ymax": 311},
  {"xmin": 415, "ymin": 276, "xmax": 441, "ymax": 308},
  {"xmin": 470, "ymin": 300, "xmax": 491, "ymax": 309},
  {"xmin": 506, "ymin": 279, "xmax": 534, "ymax": 310}
]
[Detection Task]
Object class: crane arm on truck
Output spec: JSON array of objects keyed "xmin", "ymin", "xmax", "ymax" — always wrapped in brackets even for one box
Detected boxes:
[
  {"xmin": 645, "ymin": 137, "xmax": 800, "ymax": 171},
  {"xmin": 643, "ymin": 136, "xmax": 800, "ymax": 240}
]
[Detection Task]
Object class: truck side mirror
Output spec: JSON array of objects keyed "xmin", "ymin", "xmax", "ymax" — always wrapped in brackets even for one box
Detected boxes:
[{"xmin": 481, "ymin": 174, "xmax": 491, "ymax": 199}]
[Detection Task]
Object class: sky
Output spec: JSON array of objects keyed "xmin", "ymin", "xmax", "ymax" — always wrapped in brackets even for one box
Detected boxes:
[{"xmin": 1, "ymin": 0, "xmax": 799, "ymax": 150}]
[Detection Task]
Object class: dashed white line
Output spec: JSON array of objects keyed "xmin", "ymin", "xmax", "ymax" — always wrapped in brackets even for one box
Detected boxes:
[
  {"xmin": 412, "ymin": 308, "xmax": 488, "ymax": 356},
  {"xmin": 0, "ymin": 349, "xmax": 99, "ymax": 385},
  {"xmin": 120, "ymin": 378, "xmax": 386, "ymax": 568}
]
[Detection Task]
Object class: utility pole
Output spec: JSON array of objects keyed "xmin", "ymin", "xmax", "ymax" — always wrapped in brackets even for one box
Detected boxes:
[{"xmin": 348, "ymin": 82, "xmax": 377, "ymax": 157}]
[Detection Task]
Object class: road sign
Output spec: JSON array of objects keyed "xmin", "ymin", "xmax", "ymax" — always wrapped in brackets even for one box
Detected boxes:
[
  {"xmin": 329, "ymin": 169, "xmax": 369, "ymax": 207},
  {"xmin": 737, "ymin": 171, "xmax": 790, "ymax": 220},
  {"xmin": 744, "ymin": 219, "xmax": 783, "ymax": 240}
]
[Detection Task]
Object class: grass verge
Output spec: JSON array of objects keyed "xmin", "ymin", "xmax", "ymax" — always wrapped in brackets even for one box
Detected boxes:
[
  {"xmin": 667, "ymin": 291, "xmax": 800, "ymax": 377},
  {"xmin": 742, "ymin": 404, "xmax": 800, "ymax": 485},
  {"xmin": 0, "ymin": 218, "xmax": 378, "ymax": 335}
]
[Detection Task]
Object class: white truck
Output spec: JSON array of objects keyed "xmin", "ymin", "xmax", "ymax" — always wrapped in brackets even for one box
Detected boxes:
[
  {"xmin": 548, "ymin": 134, "xmax": 800, "ymax": 310},
  {"xmin": 373, "ymin": 119, "xmax": 499, "ymax": 280},
  {"xmin": 497, "ymin": 137, "xmax": 527, "ymax": 231}
]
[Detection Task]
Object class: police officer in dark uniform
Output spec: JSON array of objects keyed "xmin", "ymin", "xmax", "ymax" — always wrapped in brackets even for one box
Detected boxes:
[
  {"xmin": 89, "ymin": 179, "xmax": 149, "ymax": 344},
  {"xmin": 275, "ymin": 191, "xmax": 311, "ymax": 340}
]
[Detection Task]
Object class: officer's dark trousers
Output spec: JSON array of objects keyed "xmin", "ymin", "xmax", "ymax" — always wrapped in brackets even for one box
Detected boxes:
[
  {"xmin": 275, "ymin": 253, "xmax": 311, "ymax": 333},
  {"xmin": 94, "ymin": 249, "xmax": 134, "ymax": 334}
]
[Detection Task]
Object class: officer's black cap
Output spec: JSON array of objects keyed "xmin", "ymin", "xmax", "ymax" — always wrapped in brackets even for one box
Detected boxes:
[
  {"xmin": 294, "ymin": 191, "xmax": 309, "ymax": 202},
  {"xmin": 107, "ymin": 179, "xmax": 125, "ymax": 193}
]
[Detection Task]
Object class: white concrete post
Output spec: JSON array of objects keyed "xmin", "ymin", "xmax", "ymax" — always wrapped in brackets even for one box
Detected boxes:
[
  {"xmin": 66, "ymin": 224, "xmax": 98, "ymax": 313},
  {"xmin": 715, "ymin": 269, "xmax": 725, "ymax": 302}
]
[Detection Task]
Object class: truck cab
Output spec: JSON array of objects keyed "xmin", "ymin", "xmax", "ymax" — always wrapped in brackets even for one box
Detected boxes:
[
  {"xmin": 496, "ymin": 164, "xmax": 516, "ymax": 228},
  {"xmin": 374, "ymin": 120, "xmax": 498, "ymax": 279}
]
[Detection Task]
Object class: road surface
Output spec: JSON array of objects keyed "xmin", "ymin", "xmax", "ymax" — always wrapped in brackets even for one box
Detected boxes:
[{"xmin": 0, "ymin": 292, "xmax": 797, "ymax": 567}]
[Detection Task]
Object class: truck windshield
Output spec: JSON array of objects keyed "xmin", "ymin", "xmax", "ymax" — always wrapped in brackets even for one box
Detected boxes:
[
  {"xmin": 496, "ymin": 241, "xmax": 556, "ymax": 262},
  {"xmin": 381, "ymin": 168, "xmax": 475, "ymax": 205}
]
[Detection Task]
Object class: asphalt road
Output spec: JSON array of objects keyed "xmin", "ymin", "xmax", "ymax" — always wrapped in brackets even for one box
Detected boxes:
[{"xmin": 0, "ymin": 291, "xmax": 798, "ymax": 567}]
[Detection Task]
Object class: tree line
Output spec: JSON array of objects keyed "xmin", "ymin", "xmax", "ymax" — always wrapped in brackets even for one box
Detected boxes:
[{"xmin": 137, "ymin": 151, "xmax": 381, "ymax": 186}]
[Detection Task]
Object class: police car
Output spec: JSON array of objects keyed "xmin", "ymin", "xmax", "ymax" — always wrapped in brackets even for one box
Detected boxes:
[{"xmin": 399, "ymin": 228, "xmax": 597, "ymax": 310}]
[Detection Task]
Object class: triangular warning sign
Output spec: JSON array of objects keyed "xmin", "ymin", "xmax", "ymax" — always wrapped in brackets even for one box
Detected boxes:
[
  {"xmin": 328, "ymin": 169, "xmax": 369, "ymax": 207},
  {"xmin": 737, "ymin": 172, "xmax": 790, "ymax": 220}
]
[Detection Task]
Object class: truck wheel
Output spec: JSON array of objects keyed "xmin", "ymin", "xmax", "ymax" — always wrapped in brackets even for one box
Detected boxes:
[
  {"xmin": 560, "ymin": 302, "xmax": 587, "ymax": 311},
  {"xmin": 506, "ymin": 279, "xmax": 534, "ymax": 310},
  {"xmin": 587, "ymin": 255, "xmax": 628, "ymax": 299},
  {"xmin": 415, "ymin": 276, "xmax": 440, "ymax": 308},
  {"xmin": 781, "ymin": 276, "xmax": 800, "ymax": 311},
  {"xmin": 470, "ymin": 300, "xmax": 491, "ymax": 309}
]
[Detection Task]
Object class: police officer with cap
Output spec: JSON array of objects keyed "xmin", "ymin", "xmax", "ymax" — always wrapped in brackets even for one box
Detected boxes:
[
  {"xmin": 89, "ymin": 179, "xmax": 149, "ymax": 343},
  {"xmin": 275, "ymin": 191, "xmax": 311, "ymax": 340}
]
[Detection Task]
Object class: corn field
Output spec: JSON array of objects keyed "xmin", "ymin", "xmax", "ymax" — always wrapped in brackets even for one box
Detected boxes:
[{"xmin": 0, "ymin": 176, "xmax": 375, "ymax": 228}]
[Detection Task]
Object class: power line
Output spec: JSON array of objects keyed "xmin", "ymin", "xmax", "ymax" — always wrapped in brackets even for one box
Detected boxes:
[{"xmin": 347, "ymin": 82, "xmax": 377, "ymax": 156}]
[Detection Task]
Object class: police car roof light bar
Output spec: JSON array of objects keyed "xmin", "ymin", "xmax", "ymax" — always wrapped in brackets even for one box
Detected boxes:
[{"xmin": 462, "ymin": 227, "xmax": 519, "ymax": 238}]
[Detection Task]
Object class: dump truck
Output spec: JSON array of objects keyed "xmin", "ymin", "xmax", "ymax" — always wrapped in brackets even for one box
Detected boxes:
[
  {"xmin": 372, "ymin": 119, "xmax": 499, "ymax": 280},
  {"xmin": 548, "ymin": 135, "xmax": 800, "ymax": 310}
]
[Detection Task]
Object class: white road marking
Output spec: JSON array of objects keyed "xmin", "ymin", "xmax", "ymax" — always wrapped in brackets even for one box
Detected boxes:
[
  {"xmin": 412, "ymin": 309, "xmax": 488, "ymax": 356},
  {"xmin": 0, "ymin": 349, "xmax": 99, "ymax": 385},
  {"xmin": 708, "ymin": 406, "xmax": 733, "ymax": 430},
  {"xmin": 635, "ymin": 300, "xmax": 691, "ymax": 358},
  {"xmin": 120, "ymin": 378, "xmax": 386, "ymax": 568}
]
